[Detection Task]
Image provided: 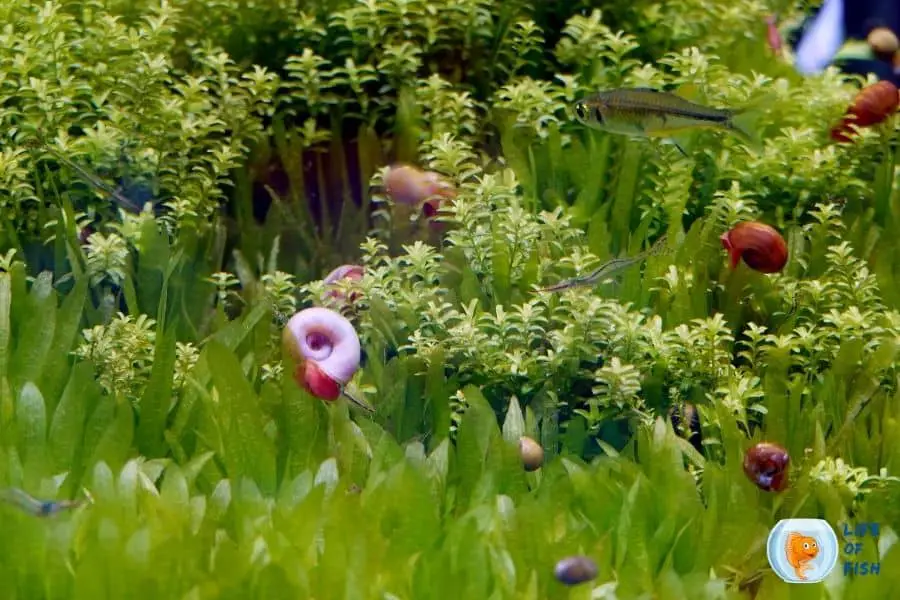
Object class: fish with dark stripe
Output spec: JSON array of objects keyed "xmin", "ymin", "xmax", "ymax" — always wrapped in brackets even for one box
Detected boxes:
[{"xmin": 572, "ymin": 87, "xmax": 763, "ymax": 154}]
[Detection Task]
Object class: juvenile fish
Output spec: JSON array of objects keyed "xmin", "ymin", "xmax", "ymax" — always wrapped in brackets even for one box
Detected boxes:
[
  {"xmin": 539, "ymin": 235, "xmax": 668, "ymax": 293},
  {"xmin": 41, "ymin": 145, "xmax": 145, "ymax": 213},
  {"xmin": 0, "ymin": 487, "xmax": 92, "ymax": 517},
  {"xmin": 572, "ymin": 87, "xmax": 760, "ymax": 153}
]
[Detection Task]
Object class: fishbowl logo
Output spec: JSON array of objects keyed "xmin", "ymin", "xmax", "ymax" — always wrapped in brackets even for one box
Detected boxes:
[{"xmin": 767, "ymin": 519, "xmax": 839, "ymax": 584}]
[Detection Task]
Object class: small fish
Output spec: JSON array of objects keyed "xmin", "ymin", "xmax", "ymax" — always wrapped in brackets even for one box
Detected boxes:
[
  {"xmin": 340, "ymin": 382, "xmax": 376, "ymax": 413},
  {"xmin": 572, "ymin": 88, "xmax": 762, "ymax": 154},
  {"xmin": 41, "ymin": 145, "xmax": 145, "ymax": 213},
  {"xmin": 784, "ymin": 532, "xmax": 819, "ymax": 580},
  {"xmin": 765, "ymin": 14, "xmax": 783, "ymax": 56},
  {"xmin": 539, "ymin": 235, "xmax": 668, "ymax": 293},
  {"xmin": 0, "ymin": 487, "xmax": 92, "ymax": 517}
]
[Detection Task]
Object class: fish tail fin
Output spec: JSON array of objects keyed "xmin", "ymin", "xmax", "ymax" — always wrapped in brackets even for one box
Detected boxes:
[{"xmin": 726, "ymin": 92, "xmax": 777, "ymax": 154}]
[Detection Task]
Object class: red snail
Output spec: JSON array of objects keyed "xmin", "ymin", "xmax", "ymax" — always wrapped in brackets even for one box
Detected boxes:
[
  {"xmin": 743, "ymin": 442, "xmax": 790, "ymax": 491},
  {"xmin": 831, "ymin": 80, "xmax": 900, "ymax": 143},
  {"xmin": 720, "ymin": 221, "xmax": 788, "ymax": 274},
  {"xmin": 321, "ymin": 264, "xmax": 364, "ymax": 305},
  {"xmin": 282, "ymin": 307, "xmax": 374, "ymax": 412},
  {"xmin": 383, "ymin": 163, "xmax": 456, "ymax": 227}
]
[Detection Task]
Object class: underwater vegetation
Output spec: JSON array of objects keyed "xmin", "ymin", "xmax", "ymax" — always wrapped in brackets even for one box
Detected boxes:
[{"xmin": 1, "ymin": 0, "xmax": 900, "ymax": 598}]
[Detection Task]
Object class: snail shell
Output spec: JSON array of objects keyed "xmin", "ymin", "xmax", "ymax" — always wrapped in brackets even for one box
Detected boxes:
[
  {"xmin": 720, "ymin": 221, "xmax": 788, "ymax": 274},
  {"xmin": 282, "ymin": 307, "xmax": 361, "ymax": 401},
  {"xmin": 831, "ymin": 80, "xmax": 900, "ymax": 142},
  {"xmin": 743, "ymin": 442, "xmax": 790, "ymax": 491},
  {"xmin": 554, "ymin": 555, "xmax": 599, "ymax": 586},
  {"xmin": 868, "ymin": 27, "xmax": 899, "ymax": 57},
  {"xmin": 519, "ymin": 436, "xmax": 544, "ymax": 471},
  {"xmin": 383, "ymin": 164, "xmax": 456, "ymax": 208},
  {"xmin": 321, "ymin": 264, "xmax": 364, "ymax": 304}
]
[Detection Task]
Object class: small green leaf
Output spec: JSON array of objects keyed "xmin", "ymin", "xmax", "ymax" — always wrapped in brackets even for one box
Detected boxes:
[{"xmin": 501, "ymin": 395, "xmax": 525, "ymax": 444}]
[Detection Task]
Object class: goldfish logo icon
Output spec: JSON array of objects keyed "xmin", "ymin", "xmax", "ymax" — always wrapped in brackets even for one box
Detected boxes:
[{"xmin": 767, "ymin": 519, "xmax": 839, "ymax": 584}]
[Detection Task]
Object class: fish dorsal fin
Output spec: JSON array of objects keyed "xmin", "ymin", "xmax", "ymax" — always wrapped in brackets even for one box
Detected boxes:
[
  {"xmin": 785, "ymin": 532, "xmax": 796, "ymax": 556},
  {"xmin": 630, "ymin": 86, "xmax": 663, "ymax": 93}
]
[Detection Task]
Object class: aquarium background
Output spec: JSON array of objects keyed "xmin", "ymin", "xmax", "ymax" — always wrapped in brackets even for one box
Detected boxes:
[{"xmin": 0, "ymin": 0, "xmax": 898, "ymax": 598}]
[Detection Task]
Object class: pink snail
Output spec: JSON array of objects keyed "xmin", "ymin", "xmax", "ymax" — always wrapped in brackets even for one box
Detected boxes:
[
  {"xmin": 383, "ymin": 163, "xmax": 456, "ymax": 227},
  {"xmin": 321, "ymin": 264, "xmax": 365, "ymax": 305},
  {"xmin": 282, "ymin": 307, "xmax": 374, "ymax": 412}
]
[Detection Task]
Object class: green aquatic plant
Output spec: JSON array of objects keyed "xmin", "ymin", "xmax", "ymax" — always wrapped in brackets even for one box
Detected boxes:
[{"xmin": 1, "ymin": 0, "xmax": 900, "ymax": 598}]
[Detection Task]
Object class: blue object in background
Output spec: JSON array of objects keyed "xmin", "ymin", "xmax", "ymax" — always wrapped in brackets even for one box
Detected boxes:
[
  {"xmin": 792, "ymin": 0, "xmax": 900, "ymax": 86},
  {"xmin": 767, "ymin": 519, "xmax": 839, "ymax": 584}
]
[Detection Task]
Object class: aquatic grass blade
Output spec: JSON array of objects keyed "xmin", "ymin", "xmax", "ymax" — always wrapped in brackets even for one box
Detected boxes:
[{"xmin": 206, "ymin": 340, "xmax": 277, "ymax": 495}]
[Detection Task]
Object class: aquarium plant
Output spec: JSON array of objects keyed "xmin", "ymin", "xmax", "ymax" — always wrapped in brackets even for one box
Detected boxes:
[{"xmin": 0, "ymin": 0, "xmax": 898, "ymax": 598}]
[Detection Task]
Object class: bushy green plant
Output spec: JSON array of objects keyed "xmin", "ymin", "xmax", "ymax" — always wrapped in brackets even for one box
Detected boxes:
[{"xmin": 2, "ymin": 0, "xmax": 900, "ymax": 598}]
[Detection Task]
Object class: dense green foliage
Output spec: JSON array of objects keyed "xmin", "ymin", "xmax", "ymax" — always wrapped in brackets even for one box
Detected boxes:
[{"xmin": 1, "ymin": 0, "xmax": 899, "ymax": 598}]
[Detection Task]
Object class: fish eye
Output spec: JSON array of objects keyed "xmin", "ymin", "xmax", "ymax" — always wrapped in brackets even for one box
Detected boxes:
[
  {"xmin": 574, "ymin": 103, "xmax": 587, "ymax": 120},
  {"xmin": 803, "ymin": 543, "xmax": 809, "ymax": 550}
]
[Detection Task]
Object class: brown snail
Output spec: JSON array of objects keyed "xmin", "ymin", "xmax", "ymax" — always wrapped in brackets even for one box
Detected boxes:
[
  {"xmin": 743, "ymin": 442, "xmax": 790, "ymax": 491},
  {"xmin": 867, "ymin": 27, "xmax": 899, "ymax": 58},
  {"xmin": 720, "ymin": 221, "xmax": 788, "ymax": 274},
  {"xmin": 831, "ymin": 80, "xmax": 900, "ymax": 142},
  {"xmin": 519, "ymin": 436, "xmax": 544, "ymax": 471}
]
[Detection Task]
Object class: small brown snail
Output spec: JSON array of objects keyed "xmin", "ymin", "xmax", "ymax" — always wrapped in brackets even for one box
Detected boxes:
[
  {"xmin": 383, "ymin": 164, "xmax": 456, "ymax": 209},
  {"xmin": 867, "ymin": 27, "xmax": 899, "ymax": 58},
  {"xmin": 743, "ymin": 442, "xmax": 790, "ymax": 491},
  {"xmin": 720, "ymin": 221, "xmax": 788, "ymax": 274},
  {"xmin": 519, "ymin": 436, "xmax": 544, "ymax": 471},
  {"xmin": 554, "ymin": 555, "xmax": 598, "ymax": 586},
  {"xmin": 831, "ymin": 80, "xmax": 900, "ymax": 142}
]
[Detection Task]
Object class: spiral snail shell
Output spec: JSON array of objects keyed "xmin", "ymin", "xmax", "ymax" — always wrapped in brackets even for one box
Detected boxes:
[
  {"xmin": 321, "ymin": 264, "xmax": 365, "ymax": 305},
  {"xmin": 720, "ymin": 221, "xmax": 788, "ymax": 274},
  {"xmin": 743, "ymin": 442, "xmax": 790, "ymax": 492},
  {"xmin": 831, "ymin": 80, "xmax": 900, "ymax": 142},
  {"xmin": 282, "ymin": 307, "xmax": 370, "ymax": 410}
]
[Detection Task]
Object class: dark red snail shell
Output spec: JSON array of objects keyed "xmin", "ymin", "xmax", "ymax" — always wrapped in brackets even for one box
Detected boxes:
[
  {"xmin": 831, "ymin": 80, "xmax": 900, "ymax": 142},
  {"xmin": 720, "ymin": 221, "xmax": 788, "ymax": 274},
  {"xmin": 743, "ymin": 442, "xmax": 790, "ymax": 491}
]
